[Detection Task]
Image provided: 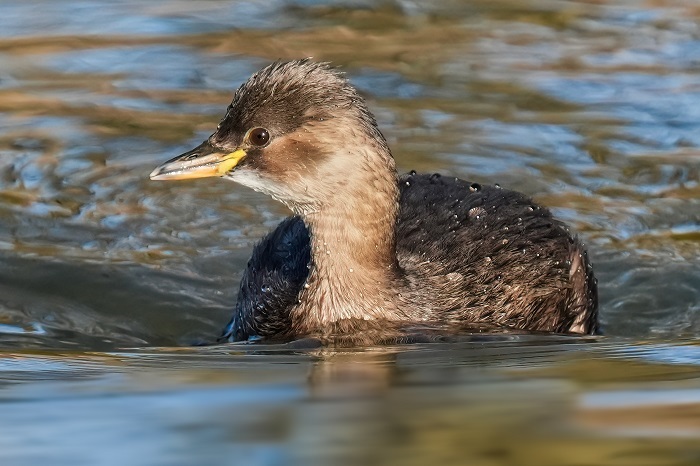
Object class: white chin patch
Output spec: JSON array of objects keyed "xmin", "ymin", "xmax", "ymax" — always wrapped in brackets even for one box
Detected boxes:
[
  {"xmin": 226, "ymin": 169, "xmax": 317, "ymax": 214},
  {"xmin": 226, "ymin": 169, "xmax": 269, "ymax": 194}
]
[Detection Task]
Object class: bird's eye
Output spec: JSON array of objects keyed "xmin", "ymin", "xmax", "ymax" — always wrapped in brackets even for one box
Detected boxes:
[{"xmin": 248, "ymin": 127, "xmax": 270, "ymax": 147}]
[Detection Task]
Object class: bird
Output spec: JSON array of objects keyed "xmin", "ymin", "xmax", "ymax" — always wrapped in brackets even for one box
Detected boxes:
[{"xmin": 150, "ymin": 59, "xmax": 598, "ymax": 345}]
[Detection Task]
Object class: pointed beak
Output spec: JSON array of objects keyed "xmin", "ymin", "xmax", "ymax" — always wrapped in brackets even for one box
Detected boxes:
[{"xmin": 149, "ymin": 141, "xmax": 247, "ymax": 181}]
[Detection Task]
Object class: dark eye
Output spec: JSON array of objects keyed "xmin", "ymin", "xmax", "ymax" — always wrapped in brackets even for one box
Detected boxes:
[{"xmin": 248, "ymin": 127, "xmax": 270, "ymax": 147}]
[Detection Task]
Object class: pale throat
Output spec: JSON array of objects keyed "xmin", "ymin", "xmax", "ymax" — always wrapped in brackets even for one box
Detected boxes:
[
  {"xmin": 291, "ymin": 161, "xmax": 402, "ymax": 327},
  {"xmin": 306, "ymin": 194, "xmax": 398, "ymax": 275}
]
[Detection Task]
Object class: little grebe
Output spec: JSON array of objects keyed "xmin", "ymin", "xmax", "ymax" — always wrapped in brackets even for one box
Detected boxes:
[{"xmin": 150, "ymin": 60, "xmax": 598, "ymax": 344}]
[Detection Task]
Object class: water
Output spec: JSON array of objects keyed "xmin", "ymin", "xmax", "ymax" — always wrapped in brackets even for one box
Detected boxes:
[{"xmin": 0, "ymin": 0, "xmax": 699, "ymax": 464}]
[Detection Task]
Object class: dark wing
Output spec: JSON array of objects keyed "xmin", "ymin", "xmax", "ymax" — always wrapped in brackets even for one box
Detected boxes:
[
  {"xmin": 219, "ymin": 216, "xmax": 310, "ymax": 342},
  {"xmin": 396, "ymin": 173, "xmax": 597, "ymax": 334}
]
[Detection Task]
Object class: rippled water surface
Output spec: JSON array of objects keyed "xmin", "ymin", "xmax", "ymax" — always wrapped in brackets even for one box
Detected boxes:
[{"xmin": 1, "ymin": 0, "xmax": 699, "ymax": 464}]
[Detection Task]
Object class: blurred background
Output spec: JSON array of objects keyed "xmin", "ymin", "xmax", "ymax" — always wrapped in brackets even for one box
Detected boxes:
[{"xmin": 0, "ymin": 1, "xmax": 699, "ymax": 465}]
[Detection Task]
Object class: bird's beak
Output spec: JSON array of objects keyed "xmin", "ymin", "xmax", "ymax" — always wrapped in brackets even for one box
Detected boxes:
[{"xmin": 149, "ymin": 141, "xmax": 247, "ymax": 181}]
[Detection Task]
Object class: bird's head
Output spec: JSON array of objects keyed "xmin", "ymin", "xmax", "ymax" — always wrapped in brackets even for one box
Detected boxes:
[{"xmin": 150, "ymin": 60, "xmax": 394, "ymax": 214}]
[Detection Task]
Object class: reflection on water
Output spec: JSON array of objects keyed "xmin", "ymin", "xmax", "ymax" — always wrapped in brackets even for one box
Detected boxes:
[
  {"xmin": 1, "ymin": 0, "xmax": 699, "ymax": 347},
  {"xmin": 2, "ymin": 340, "xmax": 700, "ymax": 465},
  {"xmin": 0, "ymin": 0, "xmax": 699, "ymax": 464}
]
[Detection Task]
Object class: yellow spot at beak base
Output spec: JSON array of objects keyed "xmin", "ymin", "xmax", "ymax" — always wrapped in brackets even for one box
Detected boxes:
[{"xmin": 217, "ymin": 149, "xmax": 247, "ymax": 175}]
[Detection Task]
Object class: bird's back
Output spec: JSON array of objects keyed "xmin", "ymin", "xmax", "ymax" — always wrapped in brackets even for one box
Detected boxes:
[{"xmin": 396, "ymin": 173, "xmax": 598, "ymax": 333}]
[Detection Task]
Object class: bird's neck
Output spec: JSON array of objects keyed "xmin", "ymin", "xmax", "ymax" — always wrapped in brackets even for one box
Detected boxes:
[{"xmin": 291, "ymin": 149, "xmax": 405, "ymax": 332}]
